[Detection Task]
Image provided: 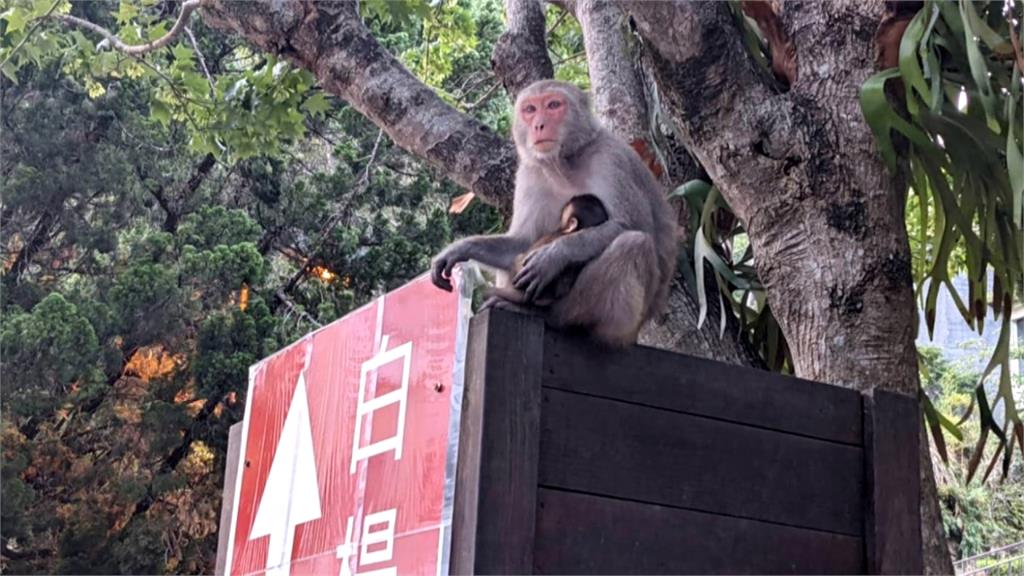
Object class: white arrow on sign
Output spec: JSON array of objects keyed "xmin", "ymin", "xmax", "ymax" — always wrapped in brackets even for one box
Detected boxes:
[{"xmin": 249, "ymin": 371, "xmax": 322, "ymax": 576}]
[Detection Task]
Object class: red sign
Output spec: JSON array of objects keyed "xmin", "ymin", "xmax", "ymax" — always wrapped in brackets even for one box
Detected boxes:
[{"xmin": 224, "ymin": 271, "xmax": 474, "ymax": 576}]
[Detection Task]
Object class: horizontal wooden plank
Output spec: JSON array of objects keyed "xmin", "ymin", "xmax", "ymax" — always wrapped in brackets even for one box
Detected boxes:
[
  {"xmin": 539, "ymin": 389, "xmax": 864, "ymax": 535},
  {"xmin": 542, "ymin": 331, "xmax": 863, "ymax": 445},
  {"xmin": 534, "ymin": 489, "xmax": 865, "ymax": 575}
]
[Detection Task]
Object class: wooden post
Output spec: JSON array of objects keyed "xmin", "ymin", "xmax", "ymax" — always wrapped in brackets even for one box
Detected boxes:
[
  {"xmin": 863, "ymin": 390, "xmax": 923, "ymax": 574},
  {"xmin": 215, "ymin": 422, "xmax": 243, "ymax": 576},
  {"xmin": 450, "ymin": 310, "xmax": 545, "ymax": 575}
]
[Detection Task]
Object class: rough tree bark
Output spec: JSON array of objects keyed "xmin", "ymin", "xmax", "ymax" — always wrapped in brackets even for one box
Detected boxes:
[
  {"xmin": 620, "ymin": 1, "xmax": 950, "ymax": 572},
  {"xmin": 554, "ymin": 0, "xmax": 761, "ymax": 364},
  {"xmin": 493, "ymin": 0, "xmax": 553, "ymax": 100},
  {"xmin": 557, "ymin": 0, "xmax": 649, "ymax": 143}
]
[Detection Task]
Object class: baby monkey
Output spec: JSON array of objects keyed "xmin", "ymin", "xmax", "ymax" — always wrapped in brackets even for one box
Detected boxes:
[{"xmin": 486, "ymin": 194, "xmax": 608, "ymax": 307}]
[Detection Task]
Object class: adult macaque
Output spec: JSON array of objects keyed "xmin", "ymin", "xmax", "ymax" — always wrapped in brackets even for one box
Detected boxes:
[
  {"xmin": 431, "ymin": 79, "xmax": 677, "ymax": 346},
  {"xmin": 485, "ymin": 194, "xmax": 609, "ymax": 307}
]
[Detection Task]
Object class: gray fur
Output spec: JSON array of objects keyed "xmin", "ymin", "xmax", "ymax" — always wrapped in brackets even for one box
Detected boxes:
[{"xmin": 431, "ymin": 80, "xmax": 678, "ymax": 346}]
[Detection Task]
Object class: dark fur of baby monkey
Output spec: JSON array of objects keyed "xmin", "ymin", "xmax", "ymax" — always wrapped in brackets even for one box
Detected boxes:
[{"xmin": 485, "ymin": 194, "xmax": 609, "ymax": 307}]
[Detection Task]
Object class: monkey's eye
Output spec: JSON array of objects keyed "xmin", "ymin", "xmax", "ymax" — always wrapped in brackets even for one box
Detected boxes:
[
  {"xmin": 523, "ymin": 104, "xmax": 537, "ymax": 114},
  {"xmin": 547, "ymin": 100, "xmax": 562, "ymax": 110}
]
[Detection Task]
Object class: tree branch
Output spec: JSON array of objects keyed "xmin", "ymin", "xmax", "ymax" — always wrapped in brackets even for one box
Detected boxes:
[
  {"xmin": 201, "ymin": 1, "xmax": 517, "ymax": 212},
  {"xmin": 618, "ymin": 1, "xmax": 777, "ymax": 134},
  {"xmin": 571, "ymin": 1, "xmax": 654, "ymax": 155},
  {"xmin": 276, "ymin": 290, "xmax": 322, "ymax": 328},
  {"xmin": 133, "ymin": 153, "xmax": 214, "ymax": 232},
  {"xmin": 184, "ymin": 25, "xmax": 215, "ymax": 94},
  {"xmin": 51, "ymin": 0, "xmax": 205, "ymax": 56},
  {"xmin": 2, "ymin": 210, "xmax": 56, "ymax": 285},
  {"xmin": 281, "ymin": 128, "xmax": 384, "ymax": 298},
  {"xmin": 616, "ymin": 0, "xmax": 785, "ymax": 216},
  {"xmin": 492, "ymin": 0, "xmax": 555, "ymax": 101}
]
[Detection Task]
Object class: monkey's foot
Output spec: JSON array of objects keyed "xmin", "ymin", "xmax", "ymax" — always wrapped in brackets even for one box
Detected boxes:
[{"xmin": 480, "ymin": 296, "xmax": 543, "ymax": 317}]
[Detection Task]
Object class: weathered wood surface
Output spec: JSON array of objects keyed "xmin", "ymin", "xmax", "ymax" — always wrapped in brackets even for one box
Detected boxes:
[
  {"xmin": 443, "ymin": 310, "xmax": 923, "ymax": 575},
  {"xmin": 864, "ymin": 390, "xmax": 923, "ymax": 574},
  {"xmin": 538, "ymin": 388, "xmax": 864, "ymax": 535},
  {"xmin": 450, "ymin": 311, "xmax": 545, "ymax": 575},
  {"xmin": 544, "ymin": 330, "xmax": 863, "ymax": 445},
  {"xmin": 533, "ymin": 489, "xmax": 865, "ymax": 575}
]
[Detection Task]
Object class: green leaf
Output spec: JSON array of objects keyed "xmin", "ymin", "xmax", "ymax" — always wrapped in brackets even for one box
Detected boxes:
[
  {"xmin": 922, "ymin": 391, "xmax": 949, "ymax": 464},
  {"xmin": 300, "ymin": 92, "xmax": 331, "ymax": 116},
  {"xmin": 115, "ymin": 1, "xmax": 138, "ymax": 25},
  {"xmin": 694, "ymin": 227, "xmax": 712, "ymax": 329},
  {"xmin": 859, "ymin": 68, "xmax": 935, "ymax": 169},
  {"xmin": 170, "ymin": 44, "xmax": 194, "ymax": 63},
  {"xmin": 150, "ymin": 100, "xmax": 171, "ymax": 126},
  {"xmin": 2, "ymin": 7, "xmax": 29, "ymax": 34},
  {"xmin": 145, "ymin": 20, "xmax": 169, "ymax": 42},
  {"xmin": 959, "ymin": 0, "xmax": 999, "ymax": 132},
  {"xmin": 181, "ymin": 71, "xmax": 209, "ymax": 96},
  {"xmin": 668, "ymin": 179, "xmax": 710, "ymax": 200},
  {"xmin": 965, "ymin": 418, "xmax": 989, "ymax": 485},
  {"xmin": 1008, "ymin": 107, "xmax": 1023, "ymax": 227},
  {"xmin": 898, "ymin": 9, "xmax": 930, "ymax": 115},
  {"xmin": 1, "ymin": 60, "xmax": 18, "ymax": 84}
]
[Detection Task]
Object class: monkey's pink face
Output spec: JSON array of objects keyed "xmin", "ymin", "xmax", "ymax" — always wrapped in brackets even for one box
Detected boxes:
[{"xmin": 519, "ymin": 92, "xmax": 568, "ymax": 154}]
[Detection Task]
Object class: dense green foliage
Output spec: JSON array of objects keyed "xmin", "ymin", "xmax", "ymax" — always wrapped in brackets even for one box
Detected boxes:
[
  {"xmin": 0, "ymin": 0, "xmax": 543, "ymax": 571},
  {"xmin": 920, "ymin": 345, "xmax": 1024, "ymax": 558},
  {"xmin": 864, "ymin": 0, "xmax": 1024, "ymax": 475}
]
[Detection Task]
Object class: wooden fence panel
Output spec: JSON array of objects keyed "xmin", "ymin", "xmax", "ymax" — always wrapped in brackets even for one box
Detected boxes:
[
  {"xmin": 543, "ymin": 331, "xmax": 863, "ymax": 445},
  {"xmin": 533, "ymin": 489, "xmax": 865, "ymax": 575},
  {"xmin": 864, "ymin": 390, "xmax": 923, "ymax": 574},
  {"xmin": 538, "ymin": 388, "xmax": 864, "ymax": 535},
  {"xmin": 449, "ymin": 310, "xmax": 923, "ymax": 575}
]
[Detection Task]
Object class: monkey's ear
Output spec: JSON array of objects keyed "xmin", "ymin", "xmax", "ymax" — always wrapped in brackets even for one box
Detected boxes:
[{"xmin": 564, "ymin": 216, "xmax": 579, "ymax": 233}]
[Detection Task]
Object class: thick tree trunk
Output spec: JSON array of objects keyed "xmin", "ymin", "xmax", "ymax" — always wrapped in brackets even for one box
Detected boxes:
[
  {"xmin": 493, "ymin": 0, "xmax": 553, "ymax": 100},
  {"xmin": 621, "ymin": 1, "xmax": 951, "ymax": 572},
  {"xmin": 571, "ymin": 0, "xmax": 649, "ymax": 144},
  {"xmin": 559, "ymin": 0, "xmax": 760, "ymax": 364}
]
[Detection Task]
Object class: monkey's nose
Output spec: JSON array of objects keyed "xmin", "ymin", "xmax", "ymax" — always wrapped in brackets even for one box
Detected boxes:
[{"xmin": 534, "ymin": 122, "xmax": 545, "ymax": 131}]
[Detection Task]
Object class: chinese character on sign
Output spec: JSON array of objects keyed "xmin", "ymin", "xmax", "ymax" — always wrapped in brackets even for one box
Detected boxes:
[
  {"xmin": 336, "ymin": 508, "xmax": 399, "ymax": 576},
  {"xmin": 350, "ymin": 335, "xmax": 412, "ymax": 473}
]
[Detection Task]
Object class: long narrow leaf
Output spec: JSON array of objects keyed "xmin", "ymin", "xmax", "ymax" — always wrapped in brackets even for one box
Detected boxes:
[{"xmin": 922, "ymin": 391, "xmax": 950, "ymax": 463}]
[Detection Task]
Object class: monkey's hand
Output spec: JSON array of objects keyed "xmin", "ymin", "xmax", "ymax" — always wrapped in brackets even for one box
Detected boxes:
[
  {"xmin": 513, "ymin": 244, "xmax": 566, "ymax": 302},
  {"xmin": 431, "ymin": 243, "xmax": 468, "ymax": 292}
]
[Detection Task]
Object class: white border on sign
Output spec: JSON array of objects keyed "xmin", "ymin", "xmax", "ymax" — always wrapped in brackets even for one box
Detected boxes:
[
  {"xmin": 222, "ymin": 354, "xmax": 264, "ymax": 576},
  {"xmin": 436, "ymin": 263, "xmax": 482, "ymax": 576}
]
